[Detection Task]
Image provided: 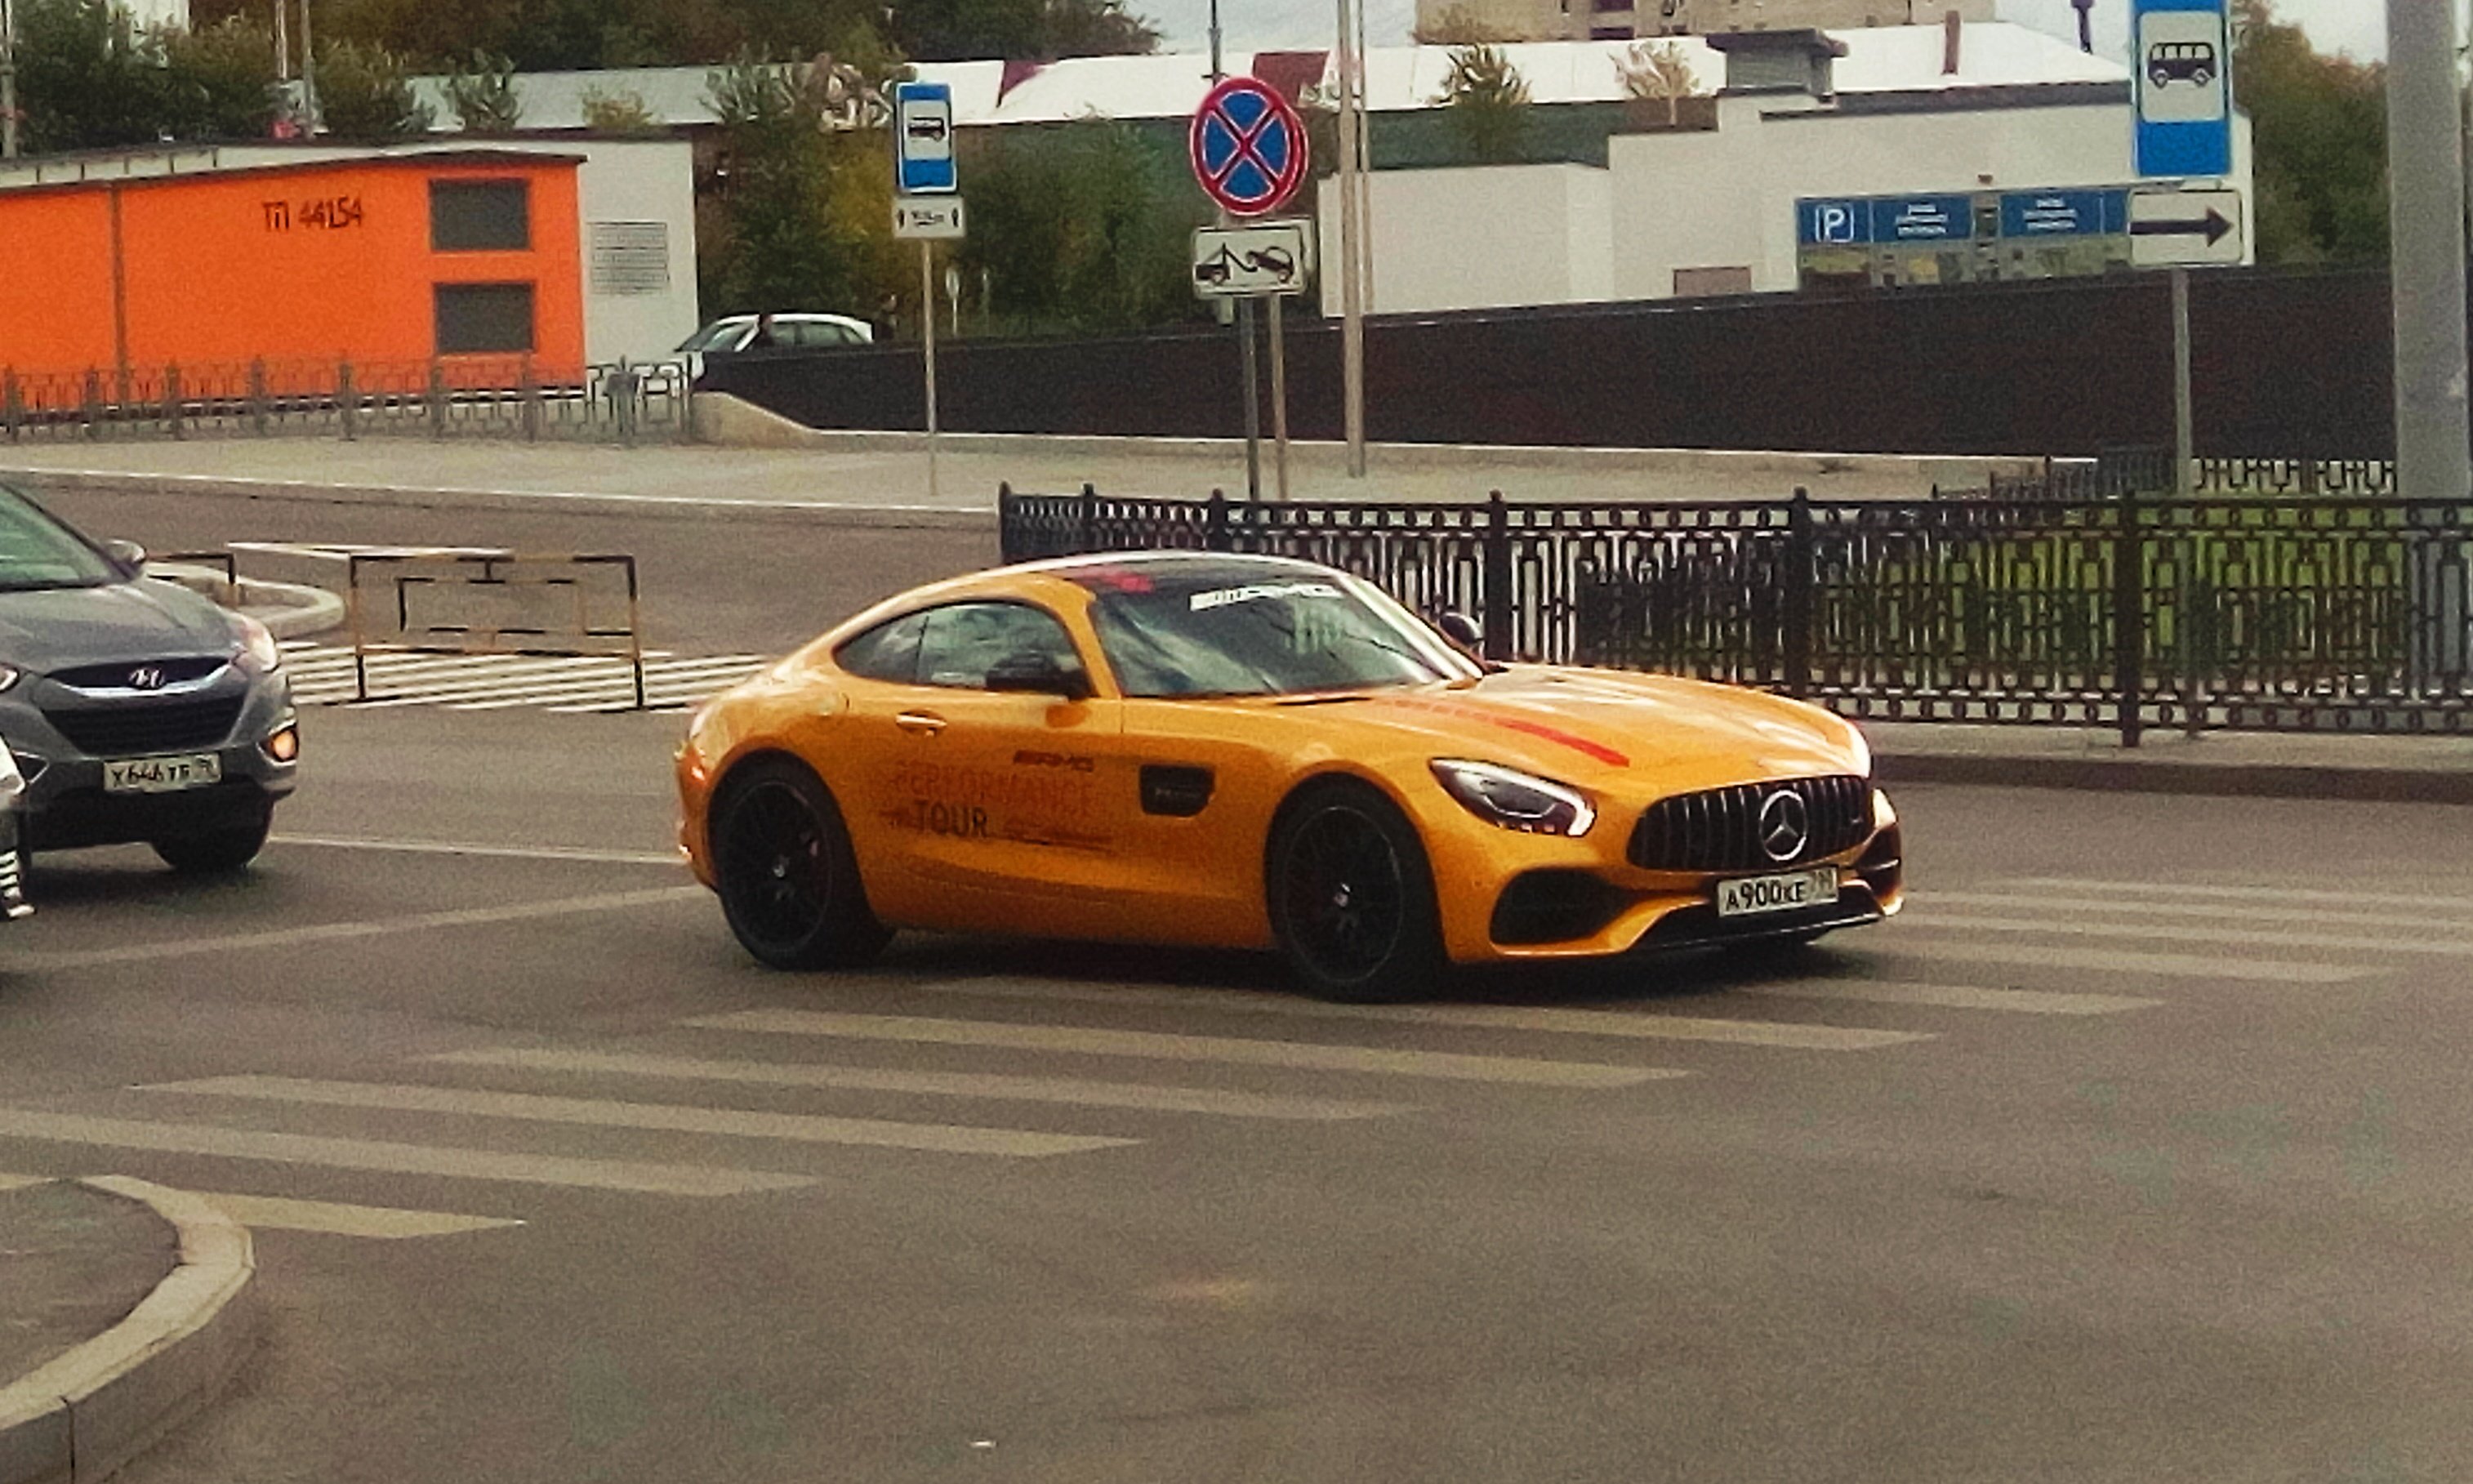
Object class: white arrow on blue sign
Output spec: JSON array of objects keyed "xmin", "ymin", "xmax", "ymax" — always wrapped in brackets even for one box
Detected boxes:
[{"xmin": 894, "ymin": 81, "xmax": 957, "ymax": 195}]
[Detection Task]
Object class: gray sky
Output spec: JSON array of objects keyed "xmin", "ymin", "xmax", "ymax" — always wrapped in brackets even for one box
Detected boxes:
[{"xmin": 1979, "ymin": 0, "xmax": 2394, "ymax": 65}]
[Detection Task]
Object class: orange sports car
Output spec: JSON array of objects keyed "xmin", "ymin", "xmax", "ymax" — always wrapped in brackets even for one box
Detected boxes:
[{"xmin": 676, "ymin": 552, "xmax": 1902, "ymax": 1001}]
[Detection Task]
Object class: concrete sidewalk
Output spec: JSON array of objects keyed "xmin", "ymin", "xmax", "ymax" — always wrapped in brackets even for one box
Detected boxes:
[
  {"xmin": 0, "ymin": 421, "xmax": 2025, "ymax": 530},
  {"xmin": 0, "ymin": 1179, "xmax": 256, "ymax": 1484},
  {"xmin": 1872, "ymin": 721, "xmax": 2473, "ymax": 802}
]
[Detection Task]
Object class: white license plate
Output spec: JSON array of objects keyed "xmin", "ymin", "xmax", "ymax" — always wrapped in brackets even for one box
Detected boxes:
[
  {"xmin": 102, "ymin": 753, "xmax": 222, "ymax": 795},
  {"xmin": 1717, "ymin": 867, "xmax": 1838, "ymax": 918}
]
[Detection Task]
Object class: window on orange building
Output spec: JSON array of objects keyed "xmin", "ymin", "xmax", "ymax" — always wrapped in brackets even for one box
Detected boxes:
[
  {"xmin": 434, "ymin": 283, "xmax": 537, "ymax": 354},
  {"xmin": 431, "ymin": 180, "xmax": 531, "ymax": 252}
]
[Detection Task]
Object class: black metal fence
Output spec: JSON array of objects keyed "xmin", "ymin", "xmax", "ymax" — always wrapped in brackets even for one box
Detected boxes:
[
  {"xmin": 0, "ymin": 357, "xmax": 695, "ymax": 446},
  {"xmin": 1001, "ymin": 485, "xmax": 2473, "ymax": 741}
]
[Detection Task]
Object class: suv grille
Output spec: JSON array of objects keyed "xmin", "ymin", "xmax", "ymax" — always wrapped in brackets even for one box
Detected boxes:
[
  {"xmin": 48, "ymin": 656, "xmax": 229, "ymax": 692},
  {"xmin": 1629, "ymin": 775, "xmax": 1871, "ymax": 872},
  {"xmin": 44, "ymin": 696, "xmax": 245, "ymax": 755}
]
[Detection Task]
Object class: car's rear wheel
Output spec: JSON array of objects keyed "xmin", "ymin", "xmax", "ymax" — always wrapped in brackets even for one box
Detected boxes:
[
  {"xmin": 1268, "ymin": 779, "xmax": 1445, "ymax": 1003},
  {"xmin": 712, "ymin": 758, "xmax": 889, "ymax": 970},
  {"xmin": 152, "ymin": 809, "xmax": 272, "ymax": 875}
]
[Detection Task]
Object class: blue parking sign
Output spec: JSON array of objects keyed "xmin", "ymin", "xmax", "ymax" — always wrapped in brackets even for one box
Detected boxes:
[{"xmin": 1798, "ymin": 199, "xmax": 1870, "ymax": 245}]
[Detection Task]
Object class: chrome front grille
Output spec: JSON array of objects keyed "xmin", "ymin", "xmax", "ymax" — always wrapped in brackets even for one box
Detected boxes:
[{"xmin": 1628, "ymin": 775, "xmax": 1872, "ymax": 873}]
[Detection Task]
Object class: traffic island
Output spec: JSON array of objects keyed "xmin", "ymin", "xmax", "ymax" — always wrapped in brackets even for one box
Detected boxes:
[{"xmin": 0, "ymin": 1179, "xmax": 258, "ymax": 1484}]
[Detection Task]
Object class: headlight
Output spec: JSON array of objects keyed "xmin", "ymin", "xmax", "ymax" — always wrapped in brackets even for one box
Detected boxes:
[
  {"xmin": 1430, "ymin": 760, "xmax": 1596, "ymax": 837},
  {"xmin": 229, "ymin": 613, "xmax": 282, "ymax": 672},
  {"xmin": 0, "ymin": 664, "xmax": 17, "ymax": 693}
]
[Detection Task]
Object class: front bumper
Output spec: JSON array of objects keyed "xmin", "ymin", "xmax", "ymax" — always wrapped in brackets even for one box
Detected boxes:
[
  {"xmin": 1433, "ymin": 789, "xmax": 1905, "ymax": 965},
  {"xmin": 2, "ymin": 673, "xmax": 299, "ymax": 851}
]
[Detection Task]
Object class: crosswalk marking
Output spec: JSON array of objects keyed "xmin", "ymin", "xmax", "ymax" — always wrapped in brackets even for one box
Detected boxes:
[
  {"xmin": 16, "ymin": 886, "xmax": 703, "ymax": 971},
  {"xmin": 143, "ymin": 1076, "xmax": 1136, "ymax": 1159},
  {"xmin": 280, "ymin": 643, "xmax": 769, "ymax": 714},
  {"xmin": 1909, "ymin": 912, "xmax": 2473, "ymax": 959},
  {"xmin": 1883, "ymin": 939, "xmax": 2368, "ymax": 983},
  {"xmin": 684, "ymin": 1011, "xmax": 1682, "ymax": 1087},
  {"xmin": 1923, "ymin": 891, "xmax": 2473, "ymax": 936},
  {"xmin": 1998, "ymin": 877, "xmax": 2440, "ymax": 908},
  {"xmin": 270, "ymin": 836, "xmax": 681, "ymax": 867},
  {"xmin": 428, "ymin": 1048, "xmax": 1418, "ymax": 1122},
  {"xmin": 901, "ymin": 979, "xmax": 1933, "ymax": 1052},
  {"xmin": 0, "ymin": 1110, "xmax": 818, "ymax": 1196},
  {"xmin": 202, "ymin": 1192, "xmax": 524, "ymax": 1240},
  {"xmin": 1731, "ymin": 981, "xmax": 2163, "ymax": 1016},
  {"xmin": 0, "ymin": 1171, "xmax": 47, "ymax": 1192}
]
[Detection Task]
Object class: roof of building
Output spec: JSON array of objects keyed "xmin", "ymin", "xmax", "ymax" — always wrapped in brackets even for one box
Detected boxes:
[
  {"xmin": 406, "ymin": 21, "xmax": 2127, "ymax": 131},
  {"xmin": 0, "ymin": 147, "xmax": 585, "ymax": 199}
]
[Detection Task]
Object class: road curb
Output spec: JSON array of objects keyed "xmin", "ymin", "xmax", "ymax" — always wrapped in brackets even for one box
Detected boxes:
[
  {"xmin": 0, "ymin": 467, "xmax": 1000, "ymax": 534},
  {"xmin": 1877, "ymin": 751, "xmax": 2473, "ymax": 804},
  {"xmin": 0, "ymin": 1179, "xmax": 258, "ymax": 1484},
  {"xmin": 145, "ymin": 563, "xmax": 345, "ymax": 640}
]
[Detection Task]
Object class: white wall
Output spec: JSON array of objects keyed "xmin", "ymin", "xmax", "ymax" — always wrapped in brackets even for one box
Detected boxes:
[{"xmin": 1317, "ymin": 163, "xmax": 1614, "ymax": 318}]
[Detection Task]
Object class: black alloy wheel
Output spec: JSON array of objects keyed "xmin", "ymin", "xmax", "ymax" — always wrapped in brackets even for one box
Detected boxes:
[
  {"xmin": 1268, "ymin": 781, "xmax": 1445, "ymax": 1003},
  {"xmin": 152, "ymin": 809, "xmax": 273, "ymax": 875},
  {"xmin": 713, "ymin": 760, "xmax": 889, "ymax": 970}
]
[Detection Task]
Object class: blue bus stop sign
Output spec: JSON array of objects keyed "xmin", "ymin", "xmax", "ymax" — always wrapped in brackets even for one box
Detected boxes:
[{"xmin": 2132, "ymin": 0, "xmax": 2232, "ymax": 179}]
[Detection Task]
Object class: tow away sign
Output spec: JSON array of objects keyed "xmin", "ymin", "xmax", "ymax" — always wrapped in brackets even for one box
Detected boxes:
[
  {"xmin": 1191, "ymin": 221, "xmax": 1310, "ymax": 297},
  {"xmin": 2129, "ymin": 186, "xmax": 2243, "ymax": 266}
]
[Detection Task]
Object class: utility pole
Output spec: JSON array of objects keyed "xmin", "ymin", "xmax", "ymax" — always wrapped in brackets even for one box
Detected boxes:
[
  {"xmin": 273, "ymin": 0, "xmax": 288, "ymax": 82},
  {"xmin": 298, "ymin": 0, "xmax": 319, "ymax": 133},
  {"xmin": 1, "ymin": 0, "xmax": 19, "ymax": 163},
  {"xmin": 2389, "ymin": 0, "xmax": 2471, "ymax": 501}
]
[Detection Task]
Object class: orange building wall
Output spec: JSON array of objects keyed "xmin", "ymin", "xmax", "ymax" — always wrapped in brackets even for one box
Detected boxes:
[{"xmin": 0, "ymin": 158, "xmax": 584, "ymax": 391}]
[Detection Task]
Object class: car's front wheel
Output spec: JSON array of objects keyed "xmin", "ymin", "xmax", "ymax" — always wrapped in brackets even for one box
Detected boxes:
[
  {"xmin": 152, "ymin": 809, "xmax": 272, "ymax": 875},
  {"xmin": 712, "ymin": 758, "xmax": 889, "ymax": 971},
  {"xmin": 1267, "ymin": 779, "xmax": 1446, "ymax": 1003}
]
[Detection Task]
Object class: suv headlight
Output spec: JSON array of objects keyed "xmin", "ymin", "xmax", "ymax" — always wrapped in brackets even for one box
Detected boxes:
[
  {"xmin": 230, "ymin": 613, "xmax": 282, "ymax": 672},
  {"xmin": 0, "ymin": 664, "xmax": 18, "ymax": 693},
  {"xmin": 1430, "ymin": 760, "xmax": 1596, "ymax": 837}
]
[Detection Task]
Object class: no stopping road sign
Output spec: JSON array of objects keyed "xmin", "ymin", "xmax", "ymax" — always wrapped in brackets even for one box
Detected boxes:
[{"xmin": 1189, "ymin": 76, "xmax": 1308, "ymax": 218}]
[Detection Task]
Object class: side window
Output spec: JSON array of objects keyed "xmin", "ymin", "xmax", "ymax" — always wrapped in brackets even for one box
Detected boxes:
[
  {"xmin": 835, "ymin": 612, "xmax": 928, "ymax": 683},
  {"xmin": 916, "ymin": 603, "xmax": 1082, "ymax": 689}
]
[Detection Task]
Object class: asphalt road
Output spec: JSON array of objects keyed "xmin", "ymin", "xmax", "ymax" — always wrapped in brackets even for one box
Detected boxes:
[{"xmin": 0, "ymin": 697, "xmax": 2461, "ymax": 1483}]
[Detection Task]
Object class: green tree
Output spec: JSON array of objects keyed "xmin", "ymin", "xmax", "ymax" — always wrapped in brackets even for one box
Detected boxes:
[
  {"xmin": 961, "ymin": 116, "xmax": 1209, "ymax": 333},
  {"xmin": 160, "ymin": 17, "xmax": 283, "ymax": 141},
  {"xmin": 12, "ymin": 0, "xmax": 170, "ymax": 153},
  {"xmin": 2232, "ymin": 0, "xmax": 2386, "ymax": 265},
  {"xmin": 1434, "ymin": 42, "xmax": 1531, "ymax": 164},
  {"xmin": 443, "ymin": 50, "xmax": 524, "ymax": 132},
  {"xmin": 313, "ymin": 38, "xmax": 435, "ymax": 140},
  {"xmin": 580, "ymin": 86, "xmax": 668, "ymax": 136}
]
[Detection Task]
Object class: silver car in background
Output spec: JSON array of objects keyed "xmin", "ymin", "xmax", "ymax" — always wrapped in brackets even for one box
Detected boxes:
[{"xmin": 0, "ymin": 485, "xmax": 298, "ymax": 873}]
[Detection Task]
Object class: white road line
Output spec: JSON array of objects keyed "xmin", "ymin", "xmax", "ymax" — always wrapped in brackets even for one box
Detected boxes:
[
  {"xmin": 203, "ymin": 1192, "xmax": 524, "ymax": 1239},
  {"xmin": 1731, "ymin": 981, "xmax": 2163, "ymax": 1016},
  {"xmin": 0, "ymin": 1172, "xmax": 48, "ymax": 1192},
  {"xmin": 270, "ymin": 836, "xmax": 681, "ymax": 867},
  {"xmin": 907, "ymin": 979, "xmax": 1932, "ymax": 1052},
  {"xmin": 1909, "ymin": 912, "xmax": 2473, "ymax": 959},
  {"xmin": 143, "ymin": 1076, "xmax": 1135, "ymax": 1159},
  {"xmin": 17, "ymin": 885, "xmax": 703, "ymax": 970},
  {"xmin": 0, "ymin": 1110, "xmax": 816, "ymax": 1197},
  {"xmin": 1998, "ymin": 877, "xmax": 2447, "ymax": 908},
  {"xmin": 684, "ymin": 1011, "xmax": 1683, "ymax": 1088},
  {"xmin": 1885, "ymin": 940, "xmax": 2369, "ymax": 983},
  {"xmin": 1922, "ymin": 891, "xmax": 2473, "ymax": 935},
  {"xmin": 427, "ymin": 1048, "xmax": 1417, "ymax": 1122}
]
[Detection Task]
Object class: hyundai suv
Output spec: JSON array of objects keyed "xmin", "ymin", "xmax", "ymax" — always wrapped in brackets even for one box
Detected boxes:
[{"xmin": 0, "ymin": 485, "xmax": 298, "ymax": 872}]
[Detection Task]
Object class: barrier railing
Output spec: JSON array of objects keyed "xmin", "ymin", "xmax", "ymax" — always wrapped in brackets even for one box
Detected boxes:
[
  {"xmin": 0, "ymin": 357, "xmax": 693, "ymax": 447},
  {"xmin": 1000, "ymin": 484, "xmax": 2473, "ymax": 742}
]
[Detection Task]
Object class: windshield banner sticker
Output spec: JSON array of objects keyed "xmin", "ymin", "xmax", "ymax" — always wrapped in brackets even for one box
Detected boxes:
[{"xmin": 1188, "ymin": 582, "xmax": 1343, "ymax": 612}]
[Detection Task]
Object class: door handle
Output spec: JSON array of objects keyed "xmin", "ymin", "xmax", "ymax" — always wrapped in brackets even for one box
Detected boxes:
[{"xmin": 894, "ymin": 711, "xmax": 947, "ymax": 736}]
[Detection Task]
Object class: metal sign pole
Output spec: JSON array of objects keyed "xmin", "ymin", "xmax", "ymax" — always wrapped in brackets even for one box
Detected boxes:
[
  {"xmin": 2171, "ymin": 265, "xmax": 2193, "ymax": 495},
  {"xmin": 921, "ymin": 241, "xmax": 939, "ymax": 503},
  {"xmin": 1335, "ymin": 0, "xmax": 1366, "ymax": 479},
  {"xmin": 1269, "ymin": 293, "xmax": 1290, "ymax": 500},
  {"xmin": 1239, "ymin": 299, "xmax": 1262, "ymax": 498}
]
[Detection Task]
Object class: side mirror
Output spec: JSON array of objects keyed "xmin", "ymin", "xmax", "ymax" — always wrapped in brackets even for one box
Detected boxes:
[
  {"xmin": 101, "ymin": 538, "xmax": 147, "ymax": 572},
  {"xmin": 1438, "ymin": 612, "xmax": 1483, "ymax": 648},
  {"xmin": 984, "ymin": 651, "xmax": 1093, "ymax": 701}
]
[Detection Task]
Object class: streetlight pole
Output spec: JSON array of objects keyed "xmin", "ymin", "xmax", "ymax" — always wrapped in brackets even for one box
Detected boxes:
[
  {"xmin": 2388, "ymin": 0, "xmax": 2471, "ymax": 502},
  {"xmin": 2, "ymin": 0, "xmax": 20, "ymax": 163},
  {"xmin": 298, "ymin": 0, "xmax": 319, "ymax": 133},
  {"xmin": 1334, "ymin": 0, "xmax": 1366, "ymax": 476}
]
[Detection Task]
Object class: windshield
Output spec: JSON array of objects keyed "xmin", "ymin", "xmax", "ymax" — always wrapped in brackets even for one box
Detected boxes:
[
  {"xmin": 676, "ymin": 320, "xmax": 749, "ymax": 353},
  {"xmin": 0, "ymin": 486, "xmax": 122, "ymax": 591},
  {"xmin": 1076, "ymin": 562, "xmax": 1479, "ymax": 698}
]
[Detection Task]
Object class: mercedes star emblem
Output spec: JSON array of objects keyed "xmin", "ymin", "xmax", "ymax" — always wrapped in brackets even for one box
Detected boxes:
[{"xmin": 1757, "ymin": 788, "xmax": 1810, "ymax": 863}]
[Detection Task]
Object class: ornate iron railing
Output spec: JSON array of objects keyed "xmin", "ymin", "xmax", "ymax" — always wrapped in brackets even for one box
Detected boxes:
[
  {"xmin": 0, "ymin": 357, "xmax": 694, "ymax": 446},
  {"xmin": 1000, "ymin": 484, "xmax": 2473, "ymax": 741}
]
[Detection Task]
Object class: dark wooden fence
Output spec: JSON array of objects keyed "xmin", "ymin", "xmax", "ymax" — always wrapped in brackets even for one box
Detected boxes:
[{"xmin": 707, "ymin": 265, "xmax": 2397, "ymax": 460}]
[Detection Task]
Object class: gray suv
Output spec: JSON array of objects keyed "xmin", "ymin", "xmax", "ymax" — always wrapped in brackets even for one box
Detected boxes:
[{"xmin": 0, "ymin": 485, "xmax": 297, "ymax": 872}]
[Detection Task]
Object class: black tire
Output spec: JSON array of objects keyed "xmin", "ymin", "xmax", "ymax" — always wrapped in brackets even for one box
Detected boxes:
[
  {"xmin": 1266, "ymin": 779, "xmax": 1446, "ymax": 1003},
  {"xmin": 151, "ymin": 809, "xmax": 272, "ymax": 875},
  {"xmin": 711, "ymin": 757, "xmax": 889, "ymax": 971}
]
